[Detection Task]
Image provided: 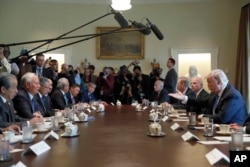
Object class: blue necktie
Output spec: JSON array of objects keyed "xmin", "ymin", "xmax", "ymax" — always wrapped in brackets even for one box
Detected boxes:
[
  {"xmin": 37, "ymin": 68, "xmax": 42, "ymax": 77},
  {"xmin": 64, "ymin": 94, "xmax": 68, "ymax": 105},
  {"xmin": 42, "ymin": 96, "xmax": 47, "ymax": 111},
  {"xmin": 31, "ymin": 98, "xmax": 35, "ymax": 112},
  {"xmin": 212, "ymin": 95, "xmax": 219, "ymax": 115}
]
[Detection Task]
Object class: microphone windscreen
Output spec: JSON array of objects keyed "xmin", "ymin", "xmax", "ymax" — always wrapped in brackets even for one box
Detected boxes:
[
  {"xmin": 114, "ymin": 12, "xmax": 129, "ymax": 28},
  {"xmin": 151, "ymin": 24, "xmax": 164, "ymax": 40},
  {"xmin": 132, "ymin": 21, "xmax": 151, "ymax": 35}
]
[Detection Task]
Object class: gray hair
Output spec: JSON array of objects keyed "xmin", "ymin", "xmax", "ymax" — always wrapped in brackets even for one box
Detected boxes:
[
  {"xmin": 191, "ymin": 76, "xmax": 203, "ymax": 85},
  {"xmin": 57, "ymin": 78, "xmax": 68, "ymax": 89},
  {"xmin": 39, "ymin": 77, "xmax": 49, "ymax": 86},
  {"xmin": 178, "ymin": 76, "xmax": 190, "ymax": 88},
  {"xmin": 21, "ymin": 72, "xmax": 37, "ymax": 87},
  {"xmin": 205, "ymin": 69, "xmax": 228, "ymax": 87},
  {"xmin": 0, "ymin": 72, "xmax": 16, "ymax": 90}
]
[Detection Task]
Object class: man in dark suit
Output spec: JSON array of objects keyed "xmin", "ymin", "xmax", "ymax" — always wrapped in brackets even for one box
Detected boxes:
[
  {"xmin": 169, "ymin": 69, "xmax": 248, "ymax": 125},
  {"xmin": 164, "ymin": 58, "xmax": 178, "ymax": 94},
  {"xmin": 13, "ymin": 72, "xmax": 43, "ymax": 119},
  {"xmin": 147, "ymin": 80, "xmax": 170, "ymax": 105},
  {"xmin": 51, "ymin": 77, "xmax": 70, "ymax": 110},
  {"xmin": 172, "ymin": 76, "xmax": 196, "ymax": 111},
  {"xmin": 34, "ymin": 77, "xmax": 54, "ymax": 117},
  {"xmin": 32, "ymin": 53, "xmax": 53, "ymax": 79},
  {"xmin": 0, "ymin": 73, "xmax": 43, "ymax": 128},
  {"xmin": 67, "ymin": 84, "xmax": 80, "ymax": 105},
  {"xmin": 189, "ymin": 76, "xmax": 209, "ymax": 114},
  {"xmin": 81, "ymin": 82, "xmax": 97, "ymax": 103},
  {"xmin": 164, "ymin": 58, "xmax": 178, "ymax": 103}
]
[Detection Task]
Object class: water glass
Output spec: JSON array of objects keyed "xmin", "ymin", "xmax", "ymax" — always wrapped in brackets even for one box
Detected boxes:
[
  {"xmin": 231, "ymin": 131, "xmax": 243, "ymax": 151},
  {"xmin": 0, "ymin": 139, "xmax": 11, "ymax": 161},
  {"xmin": 22, "ymin": 124, "xmax": 33, "ymax": 143},
  {"xmin": 204, "ymin": 119, "xmax": 214, "ymax": 137},
  {"xmin": 188, "ymin": 112, "xmax": 196, "ymax": 127},
  {"xmin": 51, "ymin": 116, "xmax": 59, "ymax": 130}
]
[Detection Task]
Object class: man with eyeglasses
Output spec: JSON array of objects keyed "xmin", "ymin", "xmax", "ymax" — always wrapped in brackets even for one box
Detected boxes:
[{"xmin": 34, "ymin": 77, "xmax": 54, "ymax": 117}]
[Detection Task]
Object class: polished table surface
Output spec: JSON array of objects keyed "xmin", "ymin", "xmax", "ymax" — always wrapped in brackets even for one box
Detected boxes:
[{"xmin": 1, "ymin": 105, "xmax": 242, "ymax": 167}]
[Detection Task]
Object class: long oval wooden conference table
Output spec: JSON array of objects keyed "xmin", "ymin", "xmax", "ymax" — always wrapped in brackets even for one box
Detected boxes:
[{"xmin": 1, "ymin": 105, "xmax": 244, "ymax": 167}]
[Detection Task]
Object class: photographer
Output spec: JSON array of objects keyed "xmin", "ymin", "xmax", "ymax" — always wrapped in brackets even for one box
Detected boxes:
[
  {"xmin": 95, "ymin": 67, "xmax": 115, "ymax": 103},
  {"xmin": 114, "ymin": 65, "xmax": 133, "ymax": 104},
  {"xmin": 131, "ymin": 66, "xmax": 151, "ymax": 103}
]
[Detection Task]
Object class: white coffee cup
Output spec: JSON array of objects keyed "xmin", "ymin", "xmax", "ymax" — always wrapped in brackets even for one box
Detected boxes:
[
  {"xmin": 98, "ymin": 104, "xmax": 105, "ymax": 112},
  {"xmin": 65, "ymin": 124, "xmax": 78, "ymax": 136},
  {"xmin": 149, "ymin": 123, "xmax": 162, "ymax": 135},
  {"xmin": 36, "ymin": 123, "xmax": 45, "ymax": 131},
  {"xmin": 78, "ymin": 113, "xmax": 88, "ymax": 122},
  {"xmin": 219, "ymin": 124, "xmax": 230, "ymax": 133}
]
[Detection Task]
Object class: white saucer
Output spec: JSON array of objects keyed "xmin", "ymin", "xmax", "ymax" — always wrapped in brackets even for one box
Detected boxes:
[
  {"xmin": 61, "ymin": 132, "xmax": 80, "ymax": 138},
  {"xmin": 147, "ymin": 132, "xmax": 166, "ymax": 137},
  {"xmin": 215, "ymin": 131, "xmax": 231, "ymax": 135},
  {"xmin": 33, "ymin": 128, "xmax": 50, "ymax": 133}
]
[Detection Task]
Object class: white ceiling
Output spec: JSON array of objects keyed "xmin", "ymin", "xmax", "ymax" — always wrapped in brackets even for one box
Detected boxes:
[{"xmin": 33, "ymin": 0, "xmax": 211, "ymax": 4}]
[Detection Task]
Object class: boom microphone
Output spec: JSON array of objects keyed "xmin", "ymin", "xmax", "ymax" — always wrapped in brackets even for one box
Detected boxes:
[
  {"xmin": 130, "ymin": 20, "xmax": 151, "ymax": 35},
  {"xmin": 114, "ymin": 12, "xmax": 129, "ymax": 28},
  {"xmin": 146, "ymin": 18, "xmax": 164, "ymax": 40}
]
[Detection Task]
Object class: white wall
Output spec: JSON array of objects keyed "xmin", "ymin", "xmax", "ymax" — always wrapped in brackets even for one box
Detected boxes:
[{"xmin": 0, "ymin": 0, "xmax": 249, "ymax": 84}]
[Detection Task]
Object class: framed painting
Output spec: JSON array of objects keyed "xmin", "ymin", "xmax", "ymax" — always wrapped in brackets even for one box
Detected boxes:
[{"xmin": 96, "ymin": 27, "xmax": 144, "ymax": 60}]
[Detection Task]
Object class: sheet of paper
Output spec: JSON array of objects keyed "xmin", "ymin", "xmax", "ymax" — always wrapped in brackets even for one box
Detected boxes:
[
  {"xmin": 197, "ymin": 141, "xmax": 229, "ymax": 145},
  {"xmin": 213, "ymin": 136, "xmax": 250, "ymax": 142},
  {"xmin": 10, "ymin": 149, "xmax": 25, "ymax": 153}
]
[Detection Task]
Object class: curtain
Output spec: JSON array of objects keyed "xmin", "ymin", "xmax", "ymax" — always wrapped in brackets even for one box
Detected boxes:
[{"xmin": 235, "ymin": 4, "xmax": 250, "ymax": 108}]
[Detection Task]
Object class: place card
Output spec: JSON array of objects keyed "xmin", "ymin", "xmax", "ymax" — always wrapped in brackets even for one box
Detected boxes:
[
  {"xmin": 91, "ymin": 106, "xmax": 97, "ymax": 110},
  {"xmin": 10, "ymin": 149, "xmax": 25, "ymax": 153},
  {"xmin": 86, "ymin": 108, "xmax": 92, "ymax": 113},
  {"xmin": 142, "ymin": 106, "xmax": 147, "ymax": 110},
  {"xmin": 43, "ymin": 130, "xmax": 59, "ymax": 140},
  {"xmin": 22, "ymin": 141, "xmax": 51, "ymax": 156},
  {"xmin": 181, "ymin": 131, "xmax": 200, "ymax": 141},
  {"xmin": 205, "ymin": 148, "xmax": 229, "ymax": 165},
  {"xmin": 161, "ymin": 116, "xmax": 169, "ymax": 122},
  {"xmin": 170, "ymin": 123, "xmax": 183, "ymax": 131},
  {"xmin": 13, "ymin": 161, "xmax": 27, "ymax": 167}
]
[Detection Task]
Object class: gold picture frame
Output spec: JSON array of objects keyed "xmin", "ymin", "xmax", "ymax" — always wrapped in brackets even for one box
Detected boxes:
[{"xmin": 96, "ymin": 27, "xmax": 144, "ymax": 60}]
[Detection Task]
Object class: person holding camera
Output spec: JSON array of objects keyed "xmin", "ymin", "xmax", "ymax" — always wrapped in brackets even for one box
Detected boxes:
[
  {"xmin": 95, "ymin": 67, "xmax": 115, "ymax": 104},
  {"xmin": 0, "ymin": 46, "xmax": 11, "ymax": 73},
  {"xmin": 114, "ymin": 65, "xmax": 133, "ymax": 104},
  {"xmin": 130, "ymin": 66, "xmax": 151, "ymax": 103}
]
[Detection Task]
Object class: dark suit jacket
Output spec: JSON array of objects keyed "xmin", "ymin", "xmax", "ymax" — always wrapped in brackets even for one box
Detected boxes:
[
  {"xmin": 51, "ymin": 89, "xmax": 70, "ymax": 110},
  {"xmin": 34, "ymin": 93, "xmax": 54, "ymax": 117},
  {"xmin": 66, "ymin": 92, "xmax": 80, "ymax": 106},
  {"xmin": 13, "ymin": 89, "xmax": 39, "ymax": 119},
  {"xmin": 32, "ymin": 66, "xmax": 53, "ymax": 79},
  {"xmin": 187, "ymin": 83, "xmax": 248, "ymax": 125},
  {"xmin": 0, "ymin": 98, "xmax": 28, "ymax": 128},
  {"xmin": 164, "ymin": 68, "xmax": 178, "ymax": 94},
  {"xmin": 172, "ymin": 87, "xmax": 196, "ymax": 111},
  {"xmin": 190, "ymin": 89, "xmax": 209, "ymax": 114},
  {"xmin": 244, "ymin": 114, "xmax": 250, "ymax": 134},
  {"xmin": 151, "ymin": 88, "xmax": 170, "ymax": 104},
  {"xmin": 81, "ymin": 90, "xmax": 96, "ymax": 103}
]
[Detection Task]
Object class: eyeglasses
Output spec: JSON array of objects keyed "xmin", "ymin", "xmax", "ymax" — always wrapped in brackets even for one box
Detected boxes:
[{"xmin": 42, "ymin": 85, "xmax": 50, "ymax": 89}]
